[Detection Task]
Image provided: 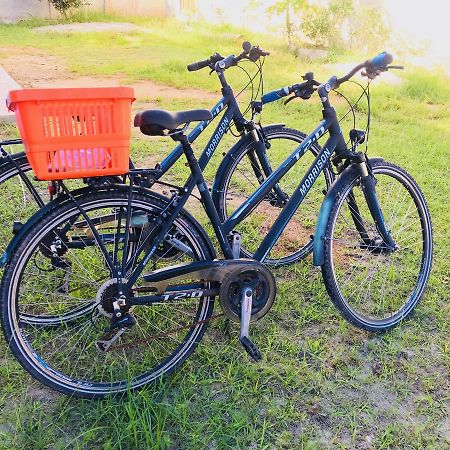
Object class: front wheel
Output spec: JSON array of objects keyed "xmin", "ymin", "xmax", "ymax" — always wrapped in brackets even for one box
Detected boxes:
[{"xmin": 322, "ymin": 160, "xmax": 433, "ymax": 332}]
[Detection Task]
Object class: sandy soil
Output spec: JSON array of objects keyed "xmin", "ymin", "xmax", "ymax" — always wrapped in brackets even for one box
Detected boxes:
[{"xmin": 0, "ymin": 47, "xmax": 217, "ymax": 102}]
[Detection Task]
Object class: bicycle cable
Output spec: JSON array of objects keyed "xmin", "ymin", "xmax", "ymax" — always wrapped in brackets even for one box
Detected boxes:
[
  {"xmin": 227, "ymin": 58, "xmax": 265, "ymax": 137},
  {"xmin": 333, "ymin": 78, "xmax": 371, "ymax": 146}
]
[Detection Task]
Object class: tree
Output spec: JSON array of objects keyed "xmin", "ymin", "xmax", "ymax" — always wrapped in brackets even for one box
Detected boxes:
[
  {"xmin": 301, "ymin": 0, "xmax": 390, "ymax": 51},
  {"xmin": 267, "ymin": 0, "xmax": 309, "ymax": 47},
  {"xmin": 45, "ymin": 0, "xmax": 88, "ymax": 18}
]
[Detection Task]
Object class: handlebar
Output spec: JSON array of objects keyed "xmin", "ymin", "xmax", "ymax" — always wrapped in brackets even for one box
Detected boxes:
[
  {"xmin": 261, "ymin": 87, "xmax": 291, "ymax": 104},
  {"xmin": 261, "ymin": 72, "xmax": 319, "ymax": 105},
  {"xmin": 187, "ymin": 52, "xmax": 224, "ymax": 72},
  {"xmin": 367, "ymin": 51, "xmax": 393, "ymax": 71},
  {"xmin": 187, "ymin": 58, "xmax": 211, "ymax": 72},
  {"xmin": 186, "ymin": 42, "xmax": 270, "ymax": 73},
  {"xmin": 261, "ymin": 51, "xmax": 400, "ymax": 110},
  {"xmin": 316, "ymin": 51, "xmax": 401, "ymax": 106}
]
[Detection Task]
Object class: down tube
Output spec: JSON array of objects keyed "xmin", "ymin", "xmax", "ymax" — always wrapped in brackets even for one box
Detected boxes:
[
  {"xmin": 223, "ymin": 121, "xmax": 328, "ymax": 234},
  {"xmin": 254, "ymin": 135, "xmax": 338, "ymax": 262}
]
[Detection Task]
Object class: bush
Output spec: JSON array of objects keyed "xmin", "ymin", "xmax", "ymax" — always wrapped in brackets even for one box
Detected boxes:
[
  {"xmin": 301, "ymin": 0, "xmax": 390, "ymax": 51},
  {"xmin": 46, "ymin": 0, "xmax": 88, "ymax": 18}
]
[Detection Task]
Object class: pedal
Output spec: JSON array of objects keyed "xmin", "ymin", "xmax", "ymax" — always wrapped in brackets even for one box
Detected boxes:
[
  {"xmin": 240, "ymin": 336, "xmax": 262, "ymax": 362},
  {"xmin": 239, "ymin": 286, "xmax": 262, "ymax": 362}
]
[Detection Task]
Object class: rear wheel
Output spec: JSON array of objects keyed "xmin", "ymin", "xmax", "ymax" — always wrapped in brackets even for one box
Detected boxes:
[
  {"xmin": 322, "ymin": 161, "xmax": 433, "ymax": 331},
  {"xmin": 1, "ymin": 190, "xmax": 215, "ymax": 398}
]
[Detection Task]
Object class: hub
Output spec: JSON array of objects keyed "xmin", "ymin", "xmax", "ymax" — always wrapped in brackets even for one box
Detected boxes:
[{"xmin": 96, "ymin": 278, "xmax": 133, "ymax": 318}]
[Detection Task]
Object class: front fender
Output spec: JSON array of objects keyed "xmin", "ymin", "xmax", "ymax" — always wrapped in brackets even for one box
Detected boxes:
[
  {"xmin": 313, "ymin": 157, "xmax": 385, "ymax": 266},
  {"xmin": 211, "ymin": 123, "xmax": 285, "ymax": 211}
]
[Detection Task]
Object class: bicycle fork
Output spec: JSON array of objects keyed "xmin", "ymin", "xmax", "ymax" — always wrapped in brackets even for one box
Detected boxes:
[
  {"xmin": 349, "ymin": 159, "xmax": 397, "ymax": 251},
  {"xmin": 247, "ymin": 127, "xmax": 289, "ymax": 207}
]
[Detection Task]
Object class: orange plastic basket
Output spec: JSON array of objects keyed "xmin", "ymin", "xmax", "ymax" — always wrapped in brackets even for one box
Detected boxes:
[{"xmin": 7, "ymin": 87, "xmax": 135, "ymax": 180}]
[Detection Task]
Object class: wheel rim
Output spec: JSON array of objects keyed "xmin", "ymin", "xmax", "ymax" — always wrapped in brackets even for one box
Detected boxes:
[
  {"xmin": 6, "ymin": 194, "xmax": 213, "ymax": 395},
  {"xmin": 328, "ymin": 165, "xmax": 432, "ymax": 325}
]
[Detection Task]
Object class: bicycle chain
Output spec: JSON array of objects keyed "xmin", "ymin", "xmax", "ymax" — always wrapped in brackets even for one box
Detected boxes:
[{"xmin": 106, "ymin": 312, "xmax": 224, "ymax": 352}]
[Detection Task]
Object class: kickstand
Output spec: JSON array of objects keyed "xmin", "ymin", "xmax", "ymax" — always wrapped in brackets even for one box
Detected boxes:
[{"xmin": 239, "ymin": 287, "xmax": 262, "ymax": 362}]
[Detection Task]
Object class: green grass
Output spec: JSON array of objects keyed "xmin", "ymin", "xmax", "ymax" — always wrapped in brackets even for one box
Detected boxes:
[{"xmin": 0, "ymin": 15, "xmax": 449, "ymax": 450}]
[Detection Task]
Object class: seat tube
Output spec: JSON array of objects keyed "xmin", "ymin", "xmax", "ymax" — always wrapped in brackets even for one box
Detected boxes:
[{"xmin": 179, "ymin": 135, "xmax": 234, "ymax": 259}]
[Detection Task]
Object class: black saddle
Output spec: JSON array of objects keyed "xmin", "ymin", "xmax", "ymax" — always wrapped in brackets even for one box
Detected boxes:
[{"xmin": 134, "ymin": 109, "xmax": 213, "ymax": 136}]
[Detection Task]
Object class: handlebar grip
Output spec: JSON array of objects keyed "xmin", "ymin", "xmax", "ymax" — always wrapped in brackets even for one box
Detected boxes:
[
  {"xmin": 187, "ymin": 58, "xmax": 211, "ymax": 72},
  {"xmin": 261, "ymin": 87, "xmax": 290, "ymax": 104},
  {"xmin": 367, "ymin": 51, "xmax": 393, "ymax": 70}
]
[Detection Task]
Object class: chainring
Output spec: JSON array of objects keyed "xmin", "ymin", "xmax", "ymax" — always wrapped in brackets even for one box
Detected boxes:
[{"xmin": 219, "ymin": 264, "xmax": 276, "ymax": 323}]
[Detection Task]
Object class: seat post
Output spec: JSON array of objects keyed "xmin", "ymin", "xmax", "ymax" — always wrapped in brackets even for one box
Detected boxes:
[{"xmin": 171, "ymin": 132, "xmax": 200, "ymax": 175}]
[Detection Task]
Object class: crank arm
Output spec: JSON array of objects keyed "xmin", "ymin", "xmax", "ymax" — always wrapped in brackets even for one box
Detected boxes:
[
  {"xmin": 239, "ymin": 287, "xmax": 262, "ymax": 362},
  {"xmin": 95, "ymin": 327, "xmax": 127, "ymax": 353}
]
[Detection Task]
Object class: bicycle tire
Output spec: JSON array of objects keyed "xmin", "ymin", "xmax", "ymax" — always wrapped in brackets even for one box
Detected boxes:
[
  {"xmin": 321, "ymin": 160, "xmax": 433, "ymax": 331},
  {"xmin": 1, "ymin": 189, "xmax": 215, "ymax": 398}
]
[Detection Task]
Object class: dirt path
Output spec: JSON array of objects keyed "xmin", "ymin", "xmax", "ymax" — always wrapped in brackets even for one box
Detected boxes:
[
  {"xmin": 0, "ymin": 47, "xmax": 217, "ymax": 103},
  {"xmin": 33, "ymin": 22, "xmax": 152, "ymax": 34}
]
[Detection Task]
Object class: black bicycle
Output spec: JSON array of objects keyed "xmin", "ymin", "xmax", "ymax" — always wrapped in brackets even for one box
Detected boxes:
[
  {"xmin": 0, "ymin": 52, "xmax": 432, "ymax": 398},
  {"xmin": 0, "ymin": 42, "xmax": 332, "ymax": 268}
]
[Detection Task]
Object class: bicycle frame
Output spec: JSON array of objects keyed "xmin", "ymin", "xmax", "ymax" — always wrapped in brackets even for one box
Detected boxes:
[
  {"xmin": 93, "ymin": 91, "xmax": 394, "ymax": 301},
  {"xmin": 97, "ymin": 106, "xmax": 346, "ymax": 292}
]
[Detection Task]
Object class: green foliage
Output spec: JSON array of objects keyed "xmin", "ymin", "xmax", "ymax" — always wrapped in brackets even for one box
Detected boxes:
[
  {"xmin": 267, "ymin": 0, "xmax": 308, "ymax": 15},
  {"xmin": 267, "ymin": 0, "xmax": 309, "ymax": 46},
  {"xmin": 302, "ymin": 0, "xmax": 390, "ymax": 51},
  {"xmin": 400, "ymin": 69, "xmax": 450, "ymax": 104},
  {"xmin": 45, "ymin": 0, "xmax": 88, "ymax": 17}
]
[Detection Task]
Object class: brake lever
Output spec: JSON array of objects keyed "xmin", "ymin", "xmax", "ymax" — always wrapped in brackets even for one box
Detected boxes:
[
  {"xmin": 361, "ymin": 64, "xmax": 401, "ymax": 79},
  {"xmin": 361, "ymin": 68, "xmax": 385, "ymax": 79},
  {"xmin": 284, "ymin": 95, "xmax": 296, "ymax": 105}
]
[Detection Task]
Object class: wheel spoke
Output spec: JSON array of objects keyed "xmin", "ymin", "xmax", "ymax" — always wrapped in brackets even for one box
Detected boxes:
[{"xmin": 325, "ymin": 164, "xmax": 432, "ymax": 328}]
